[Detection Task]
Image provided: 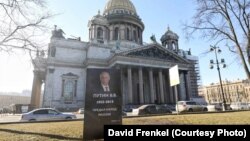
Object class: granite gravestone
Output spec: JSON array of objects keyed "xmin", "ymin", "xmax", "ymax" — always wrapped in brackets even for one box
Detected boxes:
[{"xmin": 84, "ymin": 69, "xmax": 122, "ymax": 140}]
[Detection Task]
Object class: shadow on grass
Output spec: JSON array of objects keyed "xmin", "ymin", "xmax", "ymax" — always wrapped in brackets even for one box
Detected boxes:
[{"xmin": 0, "ymin": 128, "xmax": 82, "ymax": 140}]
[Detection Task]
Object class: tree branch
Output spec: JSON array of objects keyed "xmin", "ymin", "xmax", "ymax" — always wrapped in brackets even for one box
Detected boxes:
[{"xmin": 184, "ymin": 0, "xmax": 250, "ymax": 79}]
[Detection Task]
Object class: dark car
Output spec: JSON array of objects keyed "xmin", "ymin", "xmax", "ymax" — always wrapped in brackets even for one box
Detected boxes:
[
  {"xmin": 21, "ymin": 108, "xmax": 76, "ymax": 122},
  {"xmin": 132, "ymin": 104, "xmax": 172, "ymax": 116}
]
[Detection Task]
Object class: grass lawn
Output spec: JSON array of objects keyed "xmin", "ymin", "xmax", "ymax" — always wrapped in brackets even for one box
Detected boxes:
[
  {"xmin": 0, "ymin": 111, "xmax": 250, "ymax": 140},
  {"xmin": 0, "ymin": 121, "xmax": 83, "ymax": 141}
]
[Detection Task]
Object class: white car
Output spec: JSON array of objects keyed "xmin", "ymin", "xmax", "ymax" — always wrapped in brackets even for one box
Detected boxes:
[
  {"xmin": 230, "ymin": 102, "xmax": 249, "ymax": 110},
  {"xmin": 176, "ymin": 101, "xmax": 207, "ymax": 113},
  {"xmin": 21, "ymin": 108, "xmax": 77, "ymax": 122},
  {"xmin": 207, "ymin": 103, "xmax": 223, "ymax": 111}
]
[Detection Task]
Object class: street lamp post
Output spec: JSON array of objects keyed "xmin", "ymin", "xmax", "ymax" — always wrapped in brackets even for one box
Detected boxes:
[{"xmin": 209, "ymin": 45, "xmax": 227, "ymax": 111}]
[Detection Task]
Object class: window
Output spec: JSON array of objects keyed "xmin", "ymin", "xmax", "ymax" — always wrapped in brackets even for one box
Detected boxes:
[
  {"xmin": 137, "ymin": 28, "xmax": 141, "ymax": 42},
  {"xmin": 64, "ymin": 81, "xmax": 74, "ymax": 101},
  {"xmin": 172, "ymin": 42, "xmax": 176, "ymax": 50},
  {"xmin": 97, "ymin": 27, "xmax": 103, "ymax": 39},
  {"xmin": 133, "ymin": 30, "xmax": 137, "ymax": 42},
  {"xmin": 33, "ymin": 110, "xmax": 48, "ymax": 114},
  {"xmin": 48, "ymin": 110, "xmax": 59, "ymax": 115},
  {"xmin": 61, "ymin": 73, "xmax": 79, "ymax": 103},
  {"xmin": 114, "ymin": 27, "xmax": 119, "ymax": 40},
  {"xmin": 187, "ymin": 102, "xmax": 196, "ymax": 105},
  {"xmin": 126, "ymin": 28, "xmax": 130, "ymax": 40}
]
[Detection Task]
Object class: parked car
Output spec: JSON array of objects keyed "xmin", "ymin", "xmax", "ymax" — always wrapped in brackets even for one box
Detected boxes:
[
  {"xmin": 131, "ymin": 104, "xmax": 172, "ymax": 116},
  {"xmin": 230, "ymin": 102, "xmax": 249, "ymax": 110},
  {"xmin": 207, "ymin": 103, "xmax": 232, "ymax": 111},
  {"xmin": 207, "ymin": 103, "xmax": 223, "ymax": 111},
  {"xmin": 123, "ymin": 105, "xmax": 140, "ymax": 112},
  {"xmin": 163, "ymin": 104, "xmax": 176, "ymax": 111},
  {"xmin": 21, "ymin": 108, "xmax": 77, "ymax": 122},
  {"xmin": 78, "ymin": 108, "xmax": 84, "ymax": 114},
  {"xmin": 176, "ymin": 101, "xmax": 208, "ymax": 113},
  {"xmin": 122, "ymin": 111, "xmax": 127, "ymax": 116}
]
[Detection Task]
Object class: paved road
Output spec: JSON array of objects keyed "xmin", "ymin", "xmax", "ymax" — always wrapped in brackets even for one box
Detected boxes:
[{"xmin": 0, "ymin": 114, "xmax": 84, "ymax": 123}]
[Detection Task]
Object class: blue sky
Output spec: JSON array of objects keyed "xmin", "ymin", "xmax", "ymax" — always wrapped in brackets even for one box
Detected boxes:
[{"xmin": 0, "ymin": 0, "xmax": 246, "ymax": 92}]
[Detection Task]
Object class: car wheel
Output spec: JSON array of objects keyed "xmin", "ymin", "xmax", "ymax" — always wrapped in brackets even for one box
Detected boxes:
[
  {"xmin": 203, "ymin": 108, "xmax": 208, "ymax": 112},
  {"xmin": 66, "ymin": 117, "xmax": 72, "ymax": 120},
  {"xmin": 188, "ymin": 109, "xmax": 193, "ymax": 112}
]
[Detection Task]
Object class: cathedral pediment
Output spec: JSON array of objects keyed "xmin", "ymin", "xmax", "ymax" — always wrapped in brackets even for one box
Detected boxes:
[{"xmin": 118, "ymin": 44, "xmax": 189, "ymax": 64}]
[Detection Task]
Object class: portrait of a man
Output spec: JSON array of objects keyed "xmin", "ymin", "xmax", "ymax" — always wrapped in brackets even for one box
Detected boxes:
[{"xmin": 99, "ymin": 71, "xmax": 111, "ymax": 92}]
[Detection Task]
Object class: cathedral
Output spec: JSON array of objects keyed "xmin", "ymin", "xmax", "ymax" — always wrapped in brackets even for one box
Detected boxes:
[{"xmin": 30, "ymin": 0, "xmax": 200, "ymax": 111}]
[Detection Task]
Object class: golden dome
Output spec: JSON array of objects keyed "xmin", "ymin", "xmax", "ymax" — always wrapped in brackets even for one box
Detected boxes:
[{"xmin": 104, "ymin": 0, "xmax": 137, "ymax": 15}]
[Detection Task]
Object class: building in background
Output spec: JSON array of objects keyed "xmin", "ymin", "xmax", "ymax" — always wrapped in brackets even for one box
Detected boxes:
[
  {"xmin": 199, "ymin": 79, "xmax": 250, "ymax": 104},
  {"xmin": 31, "ymin": 0, "xmax": 201, "ymax": 111},
  {"xmin": 0, "ymin": 95, "xmax": 30, "ymax": 113}
]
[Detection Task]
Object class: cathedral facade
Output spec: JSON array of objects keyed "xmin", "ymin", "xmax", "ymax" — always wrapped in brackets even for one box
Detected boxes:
[{"xmin": 30, "ymin": 0, "xmax": 200, "ymax": 111}]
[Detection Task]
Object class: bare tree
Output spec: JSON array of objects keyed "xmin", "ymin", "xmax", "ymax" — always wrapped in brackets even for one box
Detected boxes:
[
  {"xmin": 184, "ymin": 0, "xmax": 250, "ymax": 79},
  {"xmin": 0, "ymin": 0, "xmax": 52, "ymax": 54}
]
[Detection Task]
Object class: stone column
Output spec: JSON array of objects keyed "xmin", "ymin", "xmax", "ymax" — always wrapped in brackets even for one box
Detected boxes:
[
  {"xmin": 185, "ymin": 72, "xmax": 192, "ymax": 100},
  {"xmin": 127, "ymin": 67, "xmax": 133, "ymax": 104},
  {"xmin": 120, "ymin": 25, "xmax": 125, "ymax": 40},
  {"xmin": 141, "ymin": 29, "xmax": 143, "ymax": 44},
  {"xmin": 169, "ymin": 87, "xmax": 174, "ymax": 103},
  {"xmin": 179, "ymin": 72, "xmax": 186, "ymax": 100},
  {"xmin": 130, "ymin": 25, "xmax": 133, "ymax": 41},
  {"xmin": 165, "ymin": 70, "xmax": 170, "ymax": 103},
  {"xmin": 121, "ymin": 69, "xmax": 125, "ymax": 106},
  {"xmin": 30, "ymin": 72, "xmax": 37, "ymax": 109},
  {"xmin": 184, "ymin": 72, "xmax": 189, "ymax": 100},
  {"xmin": 162, "ymin": 74, "xmax": 167, "ymax": 103},
  {"xmin": 89, "ymin": 29, "xmax": 91, "ymax": 40},
  {"xmin": 174, "ymin": 86, "xmax": 179, "ymax": 104},
  {"xmin": 149, "ymin": 69, "xmax": 154, "ymax": 103},
  {"xmin": 103, "ymin": 28, "xmax": 106, "ymax": 40},
  {"xmin": 30, "ymin": 71, "xmax": 42, "ymax": 110},
  {"xmin": 94, "ymin": 25, "xmax": 97, "ymax": 39},
  {"xmin": 167, "ymin": 69, "xmax": 174, "ymax": 103},
  {"xmin": 36, "ymin": 79, "xmax": 42, "ymax": 107},
  {"xmin": 110, "ymin": 25, "xmax": 114, "ymax": 40},
  {"xmin": 139, "ymin": 67, "xmax": 144, "ymax": 104},
  {"xmin": 136, "ymin": 27, "xmax": 139, "ymax": 43},
  {"xmin": 158, "ymin": 70, "xmax": 165, "ymax": 103}
]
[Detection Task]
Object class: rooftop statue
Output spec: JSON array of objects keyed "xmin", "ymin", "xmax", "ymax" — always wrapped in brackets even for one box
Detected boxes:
[
  {"xmin": 51, "ymin": 25, "xmax": 65, "ymax": 39},
  {"xmin": 150, "ymin": 34, "xmax": 156, "ymax": 43}
]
